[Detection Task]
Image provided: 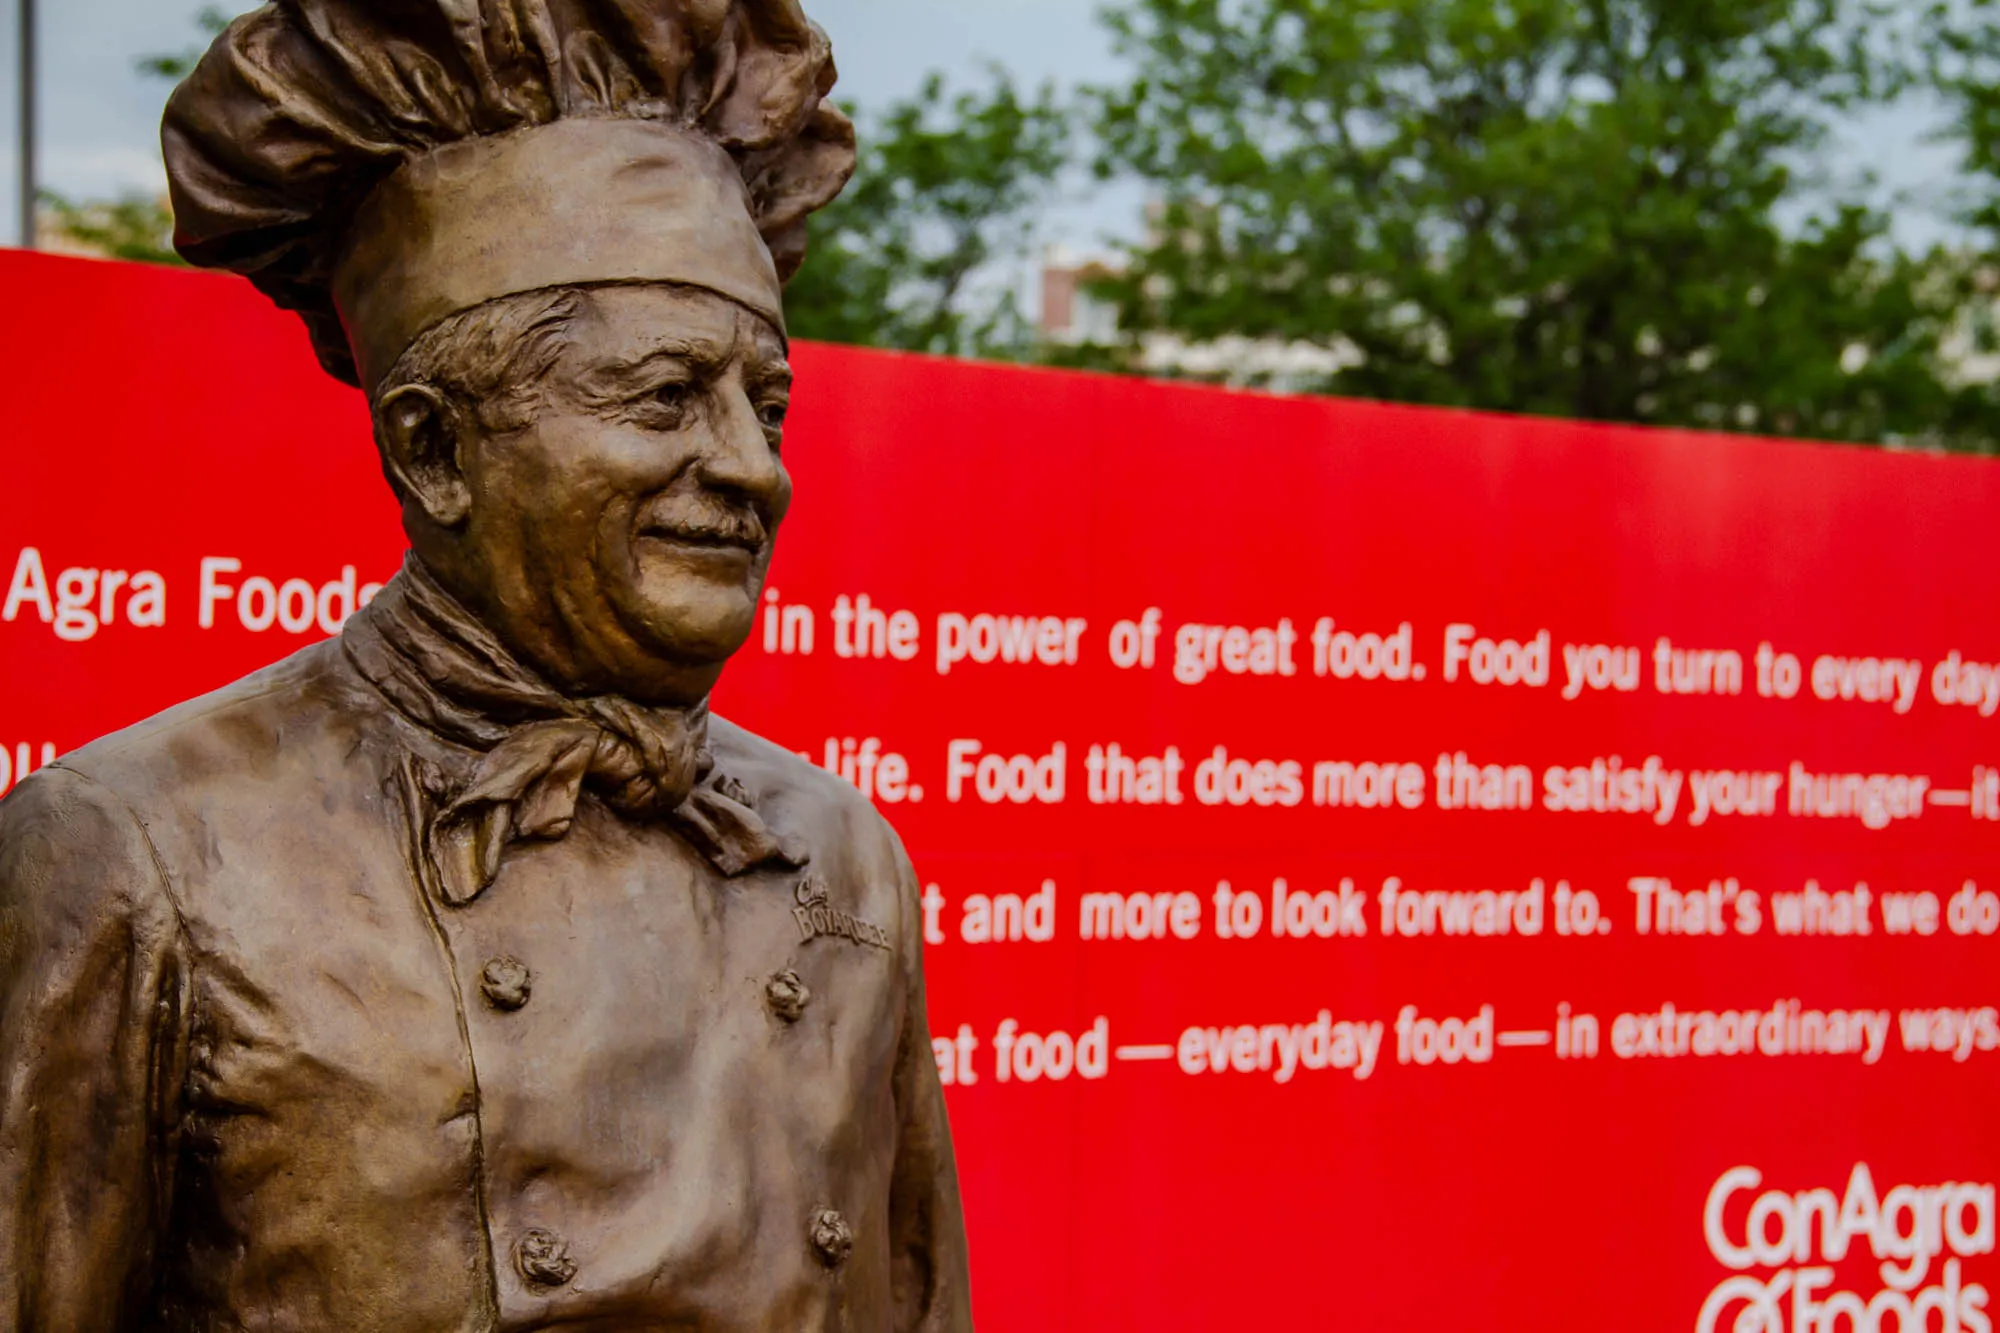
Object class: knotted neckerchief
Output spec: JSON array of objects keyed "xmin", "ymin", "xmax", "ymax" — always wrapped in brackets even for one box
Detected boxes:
[{"xmin": 344, "ymin": 558, "xmax": 807, "ymax": 906}]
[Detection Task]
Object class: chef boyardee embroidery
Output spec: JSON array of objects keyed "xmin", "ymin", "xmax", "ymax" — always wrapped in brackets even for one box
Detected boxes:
[{"xmin": 793, "ymin": 875, "xmax": 893, "ymax": 951}]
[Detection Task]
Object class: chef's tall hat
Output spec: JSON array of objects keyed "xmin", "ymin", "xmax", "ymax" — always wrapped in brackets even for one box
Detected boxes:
[{"xmin": 163, "ymin": 0, "xmax": 857, "ymax": 391}]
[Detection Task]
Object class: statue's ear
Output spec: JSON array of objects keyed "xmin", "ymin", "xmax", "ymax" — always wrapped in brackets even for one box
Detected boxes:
[{"xmin": 376, "ymin": 384, "xmax": 471, "ymax": 528}]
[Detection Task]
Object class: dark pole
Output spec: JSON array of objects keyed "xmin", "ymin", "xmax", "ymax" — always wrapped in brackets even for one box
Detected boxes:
[{"xmin": 18, "ymin": 0, "xmax": 35, "ymax": 249}]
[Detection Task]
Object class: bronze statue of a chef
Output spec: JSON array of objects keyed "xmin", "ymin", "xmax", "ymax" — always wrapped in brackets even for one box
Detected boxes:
[{"xmin": 0, "ymin": 2, "xmax": 973, "ymax": 1328}]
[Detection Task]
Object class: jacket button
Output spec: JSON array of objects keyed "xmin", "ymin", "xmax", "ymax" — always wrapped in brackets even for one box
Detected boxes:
[
  {"xmin": 516, "ymin": 1224, "xmax": 580, "ymax": 1288},
  {"xmin": 766, "ymin": 969, "xmax": 811, "ymax": 1023},
  {"xmin": 810, "ymin": 1208, "xmax": 853, "ymax": 1269},
  {"xmin": 515, "ymin": 1228, "xmax": 576, "ymax": 1287},
  {"xmin": 481, "ymin": 957, "xmax": 532, "ymax": 1011}
]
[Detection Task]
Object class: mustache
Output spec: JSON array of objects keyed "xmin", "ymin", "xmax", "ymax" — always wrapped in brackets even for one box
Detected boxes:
[{"xmin": 637, "ymin": 494, "xmax": 770, "ymax": 551}]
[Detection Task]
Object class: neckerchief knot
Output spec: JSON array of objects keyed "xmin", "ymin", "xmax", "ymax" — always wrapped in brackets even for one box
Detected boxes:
[{"xmin": 344, "ymin": 557, "xmax": 808, "ymax": 905}]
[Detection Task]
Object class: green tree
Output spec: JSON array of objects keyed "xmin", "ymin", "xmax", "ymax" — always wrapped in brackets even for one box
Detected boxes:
[
  {"xmin": 786, "ymin": 70, "xmax": 1072, "ymax": 359},
  {"xmin": 1927, "ymin": 2, "xmax": 2000, "ymax": 245},
  {"xmin": 1089, "ymin": 0, "xmax": 2000, "ymax": 449},
  {"xmin": 38, "ymin": 193, "xmax": 181, "ymax": 264}
]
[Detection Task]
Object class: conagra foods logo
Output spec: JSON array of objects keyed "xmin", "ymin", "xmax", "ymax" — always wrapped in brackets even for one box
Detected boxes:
[{"xmin": 1699, "ymin": 1164, "xmax": 1996, "ymax": 1332}]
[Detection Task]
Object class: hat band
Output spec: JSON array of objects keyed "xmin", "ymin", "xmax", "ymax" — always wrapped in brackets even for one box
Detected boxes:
[{"xmin": 333, "ymin": 119, "xmax": 786, "ymax": 394}]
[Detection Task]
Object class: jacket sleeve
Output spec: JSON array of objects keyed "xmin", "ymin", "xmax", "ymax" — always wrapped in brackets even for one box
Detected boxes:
[
  {"xmin": 0, "ymin": 764, "xmax": 192, "ymax": 1331},
  {"xmin": 885, "ymin": 835, "xmax": 974, "ymax": 1333}
]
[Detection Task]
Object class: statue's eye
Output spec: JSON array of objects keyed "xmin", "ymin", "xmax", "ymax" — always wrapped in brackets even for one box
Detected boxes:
[
  {"xmin": 652, "ymin": 382, "xmax": 695, "ymax": 417},
  {"xmin": 758, "ymin": 398, "xmax": 790, "ymax": 432}
]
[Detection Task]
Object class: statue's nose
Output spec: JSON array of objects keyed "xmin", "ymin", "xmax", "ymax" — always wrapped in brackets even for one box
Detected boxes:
[{"xmin": 693, "ymin": 387, "xmax": 787, "ymax": 509}]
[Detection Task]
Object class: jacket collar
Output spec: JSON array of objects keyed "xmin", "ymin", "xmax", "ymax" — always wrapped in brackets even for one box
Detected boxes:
[{"xmin": 343, "ymin": 556, "xmax": 807, "ymax": 905}]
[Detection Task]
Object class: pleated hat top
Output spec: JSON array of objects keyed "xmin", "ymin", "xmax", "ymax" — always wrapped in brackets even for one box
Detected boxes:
[{"xmin": 163, "ymin": 0, "xmax": 858, "ymax": 391}]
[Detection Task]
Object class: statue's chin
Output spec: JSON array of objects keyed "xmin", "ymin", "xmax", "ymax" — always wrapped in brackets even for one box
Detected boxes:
[
  {"xmin": 584, "ymin": 600, "xmax": 750, "ymax": 706},
  {"xmin": 619, "ymin": 556, "xmax": 760, "ymax": 664}
]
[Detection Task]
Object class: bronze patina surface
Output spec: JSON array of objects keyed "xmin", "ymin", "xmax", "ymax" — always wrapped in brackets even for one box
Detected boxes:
[{"xmin": 0, "ymin": 3, "xmax": 973, "ymax": 1328}]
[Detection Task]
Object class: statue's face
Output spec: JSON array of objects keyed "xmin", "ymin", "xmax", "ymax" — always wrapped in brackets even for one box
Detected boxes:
[{"xmin": 450, "ymin": 285, "xmax": 793, "ymax": 703}]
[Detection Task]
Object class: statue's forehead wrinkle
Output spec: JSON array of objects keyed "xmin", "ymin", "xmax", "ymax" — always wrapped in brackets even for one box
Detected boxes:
[{"xmin": 578, "ymin": 288, "xmax": 792, "ymax": 382}]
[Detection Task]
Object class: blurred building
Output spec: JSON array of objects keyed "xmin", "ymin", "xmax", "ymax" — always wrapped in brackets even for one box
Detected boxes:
[{"xmin": 1039, "ymin": 241, "xmax": 1362, "ymax": 394}]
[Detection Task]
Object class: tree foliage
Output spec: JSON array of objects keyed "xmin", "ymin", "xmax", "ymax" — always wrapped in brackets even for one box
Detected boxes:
[
  {"xmin": 1928, "ymin": 0, "xmax": 2000, "ymax": 235},
  {"xmin": 1089, "ymin": 0, "xmax": 2000, "ymax": 449},
  {"xmin": 38, "ymin": 193, "xmax": 181, "ymax": 265},
  {"xmin": 784, "ymin": 71, "xmax": 1071, "ymax": 359}
]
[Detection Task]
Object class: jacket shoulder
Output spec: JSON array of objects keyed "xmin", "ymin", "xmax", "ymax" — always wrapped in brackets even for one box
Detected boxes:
[
  {"xmin": 708, "ymin": 716, "xmax": 908, "ymax": 863},
  {"xmin": 52, "ymin": 639, "xmax": 389, "ymax": 810},
  {"xmin": 0, "ymin": 762, "xmax": 182, "ymax": 955}
]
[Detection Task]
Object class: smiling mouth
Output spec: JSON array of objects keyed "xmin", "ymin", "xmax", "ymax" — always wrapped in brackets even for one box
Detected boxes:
[{"xmin": 639, "ymin": 523, "xmax": 765, "ymax": 555}]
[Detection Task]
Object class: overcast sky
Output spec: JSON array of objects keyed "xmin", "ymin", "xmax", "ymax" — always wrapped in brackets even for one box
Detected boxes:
[{"xmin": 0, "ymin": 0, "xmax": 1968, "ymax": 252}]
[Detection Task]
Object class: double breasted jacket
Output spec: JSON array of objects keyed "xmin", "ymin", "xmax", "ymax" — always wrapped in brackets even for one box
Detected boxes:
[{"xmin": 0, "ymin": 617, "xmax": 971, "ymax": 1331}]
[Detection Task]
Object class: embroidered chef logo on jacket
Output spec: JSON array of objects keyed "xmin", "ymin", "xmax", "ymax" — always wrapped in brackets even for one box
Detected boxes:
[{"xmin": 793, "ymin": 875, "xmax": 893, "ymax": 951}]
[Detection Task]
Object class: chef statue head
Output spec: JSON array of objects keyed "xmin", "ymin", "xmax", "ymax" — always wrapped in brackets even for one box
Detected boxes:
[{"xmin": 165, "ymin": 0, "xmax": 857, "ymax": 708}]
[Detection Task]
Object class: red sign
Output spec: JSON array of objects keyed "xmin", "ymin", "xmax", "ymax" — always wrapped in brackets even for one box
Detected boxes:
[{"xmin": 3, "ymin": 250, "xmax": 1997, "ymax": 1331}]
